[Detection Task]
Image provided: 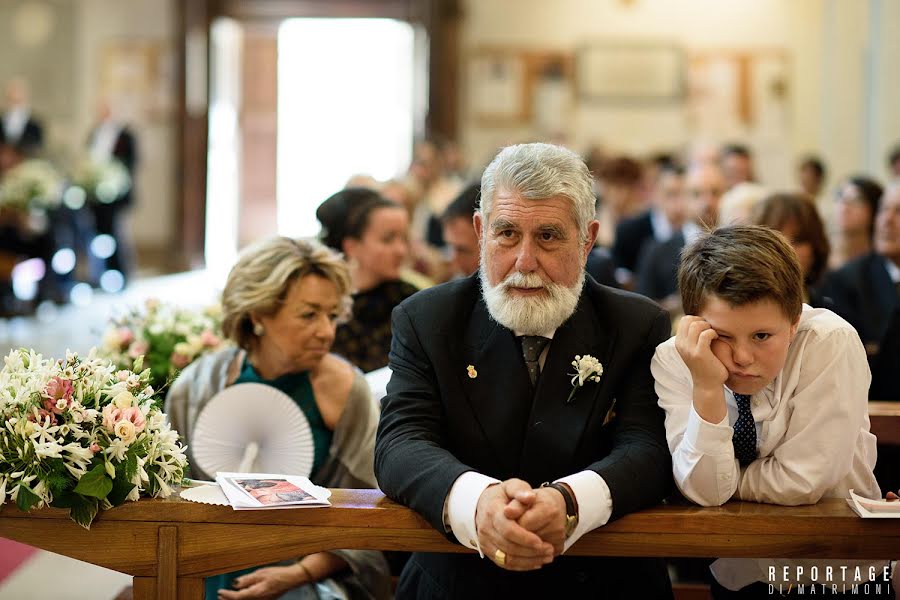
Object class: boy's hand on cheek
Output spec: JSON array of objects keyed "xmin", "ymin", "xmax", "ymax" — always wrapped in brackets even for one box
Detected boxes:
[
  {"xmin": 676, "ymin": 316, "xmax": 729, "ymax": 389},
  {"xmin": 676, "ymin": 316, "xmax": 730, "ymax": 423}
]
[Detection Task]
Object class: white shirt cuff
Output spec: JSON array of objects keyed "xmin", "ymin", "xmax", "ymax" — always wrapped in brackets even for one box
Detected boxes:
[
  {"xmin": 443, "ymin": 471, "xmax": 500, "ymax": 558},
  {"xmin": 686, "ymin": 404, "xmax": 733, "ymax": 456},
  {"xmin": 556, "ymin": 470, "xmax": 612, "ymax": 552}
]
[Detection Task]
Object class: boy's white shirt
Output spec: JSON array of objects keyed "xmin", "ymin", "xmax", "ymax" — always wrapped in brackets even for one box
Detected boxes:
[{"xmin": 652, "ymin": 305, "xmax": 886, "ymax": 590}]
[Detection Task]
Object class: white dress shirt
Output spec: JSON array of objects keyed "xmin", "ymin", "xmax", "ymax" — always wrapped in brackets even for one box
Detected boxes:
[
  {"xmin": 884, "ymin": 256, "xmax": 900, "ymax": 284},
  {"xmin": 89, "ymin": 120, "xmax": 123, "ymax": 164},
  {"xmin": 443, "ymin": 330, "xmax": 613, "ymax": 557},
  {"xmin": 2, "ymin": 107, "xmax": 30, "ymax": 143},
  {"xmin": 652, "ymin": 305, "xmax": 886, "ymax": 590}
]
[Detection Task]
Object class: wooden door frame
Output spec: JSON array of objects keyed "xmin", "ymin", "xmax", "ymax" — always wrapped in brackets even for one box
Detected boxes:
[{"xmin": 174, "ymin": 0, "xmax": 460, "ymax": 268}]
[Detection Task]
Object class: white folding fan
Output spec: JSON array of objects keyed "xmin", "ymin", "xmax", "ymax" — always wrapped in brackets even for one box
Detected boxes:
[{"xmin": 191, "ymin": 382, "xmax": 315, "ymax": 478}]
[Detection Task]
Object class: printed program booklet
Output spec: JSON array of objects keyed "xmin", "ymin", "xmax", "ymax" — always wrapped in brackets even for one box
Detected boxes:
[
  {"xmin": 847, "ymin": 489, "xmax": 900, "ymax": 518},
  {"xmin": 215, "ymin": 472, "xmax": 332, "ymax": 510}
]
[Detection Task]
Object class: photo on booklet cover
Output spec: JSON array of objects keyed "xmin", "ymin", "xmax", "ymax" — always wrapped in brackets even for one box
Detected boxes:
[{"xmin": 232, "ymin": 478, "xmax": 312, "ymax": 505}]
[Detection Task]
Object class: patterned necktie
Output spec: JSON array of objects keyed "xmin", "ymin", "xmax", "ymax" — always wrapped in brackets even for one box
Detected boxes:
[
  {"xmin": 520, "ymin": 336, "xmax": 551, "ymax": 387},
  {"xmin": 732, "ymin": 392, "xmax": 758, "ymax": 466}
]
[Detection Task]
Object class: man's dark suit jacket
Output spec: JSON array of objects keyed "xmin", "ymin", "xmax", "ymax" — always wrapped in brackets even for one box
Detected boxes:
[
  {"xmin": 0, "ymin": 116, "xmax": 43, "ymax": 155},
  {"xmin": 611, "ymin": 210, "xmax": 654, "ymax": 273},
  {"xmin": 375, "ymin": 274, "xmax": 673, "ymax": 599},
  {"xmin": 823, "ymin": 253, "xmax": 899, "ymax": 401},
  {"xmin": 635, "ymin": 232, "xmax": 684, "ymax": 302}
]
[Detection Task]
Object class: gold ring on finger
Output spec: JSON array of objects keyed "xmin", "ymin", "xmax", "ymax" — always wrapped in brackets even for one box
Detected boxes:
[{"xmin": 493, "ymin": 548, "xmax": 506, "ymax": 566}]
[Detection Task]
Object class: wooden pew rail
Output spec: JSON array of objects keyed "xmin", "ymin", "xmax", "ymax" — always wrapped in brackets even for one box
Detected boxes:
[{"xmin": 2, "ymin": 491, "xmax": 899, "ymax": 600}]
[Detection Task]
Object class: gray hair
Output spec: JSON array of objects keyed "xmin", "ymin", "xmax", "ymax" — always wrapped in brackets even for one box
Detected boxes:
[
  {"xmin": 221, "ymin": 237, "xmax": 353, "ymax": 350},
  {"xmin": 479, "ymin": 143, "xmax": 596, "ymax": 242}
]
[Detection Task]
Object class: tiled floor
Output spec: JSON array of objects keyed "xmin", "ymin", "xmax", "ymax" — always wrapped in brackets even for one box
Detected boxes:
[{"xmin": 0, "ymin": 270, "xmax": 222, "ymax": 599}]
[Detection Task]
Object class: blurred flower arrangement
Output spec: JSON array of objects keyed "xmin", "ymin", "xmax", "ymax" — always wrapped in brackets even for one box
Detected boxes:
[
  {"xmin": 98, "ymin": 299, "xmax": 228, "ymax": 397},
  {"xmin": 0, "ymin": 348, "xmax": 188, "ymax": 528},
  {"xmin": 0, "ymin": 159, "xmax": 64, "ymax": 211},
  {"xmin": 70, "ymin": 158, "xmax": 131, "ymax": 205}
]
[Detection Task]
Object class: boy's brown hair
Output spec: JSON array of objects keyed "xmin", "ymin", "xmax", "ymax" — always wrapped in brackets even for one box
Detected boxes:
[{"xmin": 678, "ymin": 225, "xmax": 804, "ymax": 321}]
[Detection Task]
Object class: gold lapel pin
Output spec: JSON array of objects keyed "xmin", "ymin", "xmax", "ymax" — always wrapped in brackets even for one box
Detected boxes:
[{"xmin": 466, "ymin": 365, "xmax": 477, "ymax": 379}]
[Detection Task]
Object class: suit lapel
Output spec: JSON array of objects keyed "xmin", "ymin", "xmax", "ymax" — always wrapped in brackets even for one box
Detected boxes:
[
  {"xmin": 519, "ymin": 290, "xmax": 617, "ymax": 481},
  {"xmin": 455, "ymin": 298, "xmax": 534, "ymax": 475}
]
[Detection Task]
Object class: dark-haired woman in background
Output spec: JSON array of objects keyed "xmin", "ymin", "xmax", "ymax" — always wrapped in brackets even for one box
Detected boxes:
[
  {"xmin": 752, "ymin": 192, "xmax": 833, "ymax": 308},
  {"xmin": 317, "ymin": 187, "xmax": 417, "ymax": 372}
]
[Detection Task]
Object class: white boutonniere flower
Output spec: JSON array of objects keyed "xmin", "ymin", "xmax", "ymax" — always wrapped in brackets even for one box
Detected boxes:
[{"xmin": 566, "ymin": 354, "xmax": 603, "ymax": 404}]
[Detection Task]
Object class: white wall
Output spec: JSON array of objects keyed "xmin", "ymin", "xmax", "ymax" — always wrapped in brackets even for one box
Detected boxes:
[{"xmin": 459, "ymin": 0, "xmax": 900, "ymax": 191}]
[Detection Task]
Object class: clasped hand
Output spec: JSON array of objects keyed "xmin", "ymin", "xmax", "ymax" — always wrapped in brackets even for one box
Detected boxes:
[{"xmin": 475, "ymin": 478, "xmax": 568, "ymax": 571}]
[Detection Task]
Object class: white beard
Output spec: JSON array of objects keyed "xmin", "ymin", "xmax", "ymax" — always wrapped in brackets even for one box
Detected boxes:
[{"xmin": 480, "ymin": 268, "xmax": 583, "ymax": 335}]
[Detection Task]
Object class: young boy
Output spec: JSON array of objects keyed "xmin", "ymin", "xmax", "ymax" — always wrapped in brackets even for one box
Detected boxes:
[{"xmin": 651, "ymin": 225, "xmax": 891, "ymax": 597}]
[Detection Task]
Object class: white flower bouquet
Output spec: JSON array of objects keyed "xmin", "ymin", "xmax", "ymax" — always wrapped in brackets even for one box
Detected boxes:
[
  {"xmin": 0, "ymin": 159, "xmax": 64, "ymax": 211},
  {"xmin": 98, "ymin": 299, "xmax": 228, "ymax": 398},
  {"xmin": 0, "ymin": 348, "xmax": 188, "ymax": 528},
  {"xmin": 71, "ymin": 158, "xmax": 131, "ymax": 205}
]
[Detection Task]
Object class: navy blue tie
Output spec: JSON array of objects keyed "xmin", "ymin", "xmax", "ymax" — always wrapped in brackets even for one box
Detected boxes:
[{"xmin": 732, "ymin": 393, "xmax": 758, "ymax": 466}]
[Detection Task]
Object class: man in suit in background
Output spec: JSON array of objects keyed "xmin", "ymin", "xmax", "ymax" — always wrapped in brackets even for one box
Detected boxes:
[
  {"xmin": 611, "ymin": 163, "xmax": 686, "ymax": 289},
  {"xmin": 441, "ymin": 181, "xmax": 482, "ymax": 278},
  {"xmin": 636, "ymin": 162, "xmax": 724, "ymax": 311},
  {"xmin": 824, "ymin": 181, "xmax": 900, "ymax": 402},
  {"xmin": 0, "ymin": 78, "xmax": 43, "ymax": 156},
  {"xmin": 376, "ymin": 143, "xmax": 673, "ymax": 599},
  {"xmin": 86, "ymin": 98, "xmax": 137, "ymax": 287}
]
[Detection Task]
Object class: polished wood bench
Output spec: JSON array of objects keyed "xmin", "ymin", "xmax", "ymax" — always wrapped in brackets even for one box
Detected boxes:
[
  {"xmin": 870, "ymin": 401, "xmax": 900, "ymax": 446},
  {"xmin": 1, "ymin": 491, "xmax": 897, "ymax": 599}
]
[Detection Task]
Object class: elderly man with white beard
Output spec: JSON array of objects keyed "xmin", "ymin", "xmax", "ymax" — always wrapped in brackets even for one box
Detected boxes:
[{"xmin": 375, "ymin": 143, "xmax": 674, "ymax": 599}]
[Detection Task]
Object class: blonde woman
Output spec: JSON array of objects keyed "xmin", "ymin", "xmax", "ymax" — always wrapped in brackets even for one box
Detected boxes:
[{"xmin": 166, "ymin": 237, "xmax": 389, "ymax": 600}]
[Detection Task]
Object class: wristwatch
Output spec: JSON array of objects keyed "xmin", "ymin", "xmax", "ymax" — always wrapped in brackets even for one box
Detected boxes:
[{"xmin": 541, "ymin": 481, "xmax": 579, "ymax": 538}]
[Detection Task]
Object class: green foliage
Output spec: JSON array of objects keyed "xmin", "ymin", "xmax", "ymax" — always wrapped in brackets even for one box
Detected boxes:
[
  {"xmin": 15, "ymin": 484, "xmax": 41, "ymax": 512},
  {"xmin": 69, "ymin": 495, "xmax": 99, "ymax": 530},
  {"xmin": 73, "ymin": 463, "xmax": 113, "ymax": 499}
]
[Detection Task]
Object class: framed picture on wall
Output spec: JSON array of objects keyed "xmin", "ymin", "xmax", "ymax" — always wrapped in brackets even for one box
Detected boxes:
[
  {"xmin": 468, "ymin": 50, "xmax": 528, "ymax": 125},
  {"xmin": 100, "ymin": 38, "xmax": 175, "ymax": 122},
  {"xmin": 575, "ymin": 42, "xmax": 685, "ymax": 103}
]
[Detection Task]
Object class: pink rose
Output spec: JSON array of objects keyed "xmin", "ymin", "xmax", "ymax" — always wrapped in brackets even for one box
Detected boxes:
[
  {"xmin": 90, "ymin": 442, "xmax": 101, "ymax": 453},
  {"xmin": 102, "ymin": 404, "xmax": 122, "ymax": 432},
  {"xmin": 121, "ymin": 406, "xmax": 146, "ymax": 433},
  {"xmin": 200, "ymin": 329, "xmax": 220, "ymax": 347},
  {"xmin": 170, "ymin": 352, "xmax": 191, "ymax": 369},
  {"xmin": 117, "ymin": 327, "xmax": 135, "ymax": 348},
  {"xmin": 127, "ymin": 340, "xmax": 149, "ymax": 359}
]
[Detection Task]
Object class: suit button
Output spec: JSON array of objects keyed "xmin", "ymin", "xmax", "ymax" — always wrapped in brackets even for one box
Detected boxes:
[{"xmin": 575, "ymin": 571, "xmax": 588, "ymax": 583}]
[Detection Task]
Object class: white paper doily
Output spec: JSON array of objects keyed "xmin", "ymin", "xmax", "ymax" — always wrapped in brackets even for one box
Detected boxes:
[
  {"xmin": 192, "ymin": 382, "xmax": 315, "ymax": 478},
  {"xmin": 180, "ymin": 484, "xmax": 229, "ymax": 506}
]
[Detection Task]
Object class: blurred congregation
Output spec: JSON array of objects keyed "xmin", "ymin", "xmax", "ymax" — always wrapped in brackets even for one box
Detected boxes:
[
  {"xmin": 3, "ymin": 0, "xmax": 898, "ymax": 394},
  {"xmin": 1, "ymin": 0, "xmax": 900, "ymax": 598}
]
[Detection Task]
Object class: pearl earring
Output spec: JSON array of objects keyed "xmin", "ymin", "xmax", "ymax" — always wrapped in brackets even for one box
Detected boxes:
[{"xmin": 253, "ymin": 323, "xmax": 265, "ymax": 336}]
